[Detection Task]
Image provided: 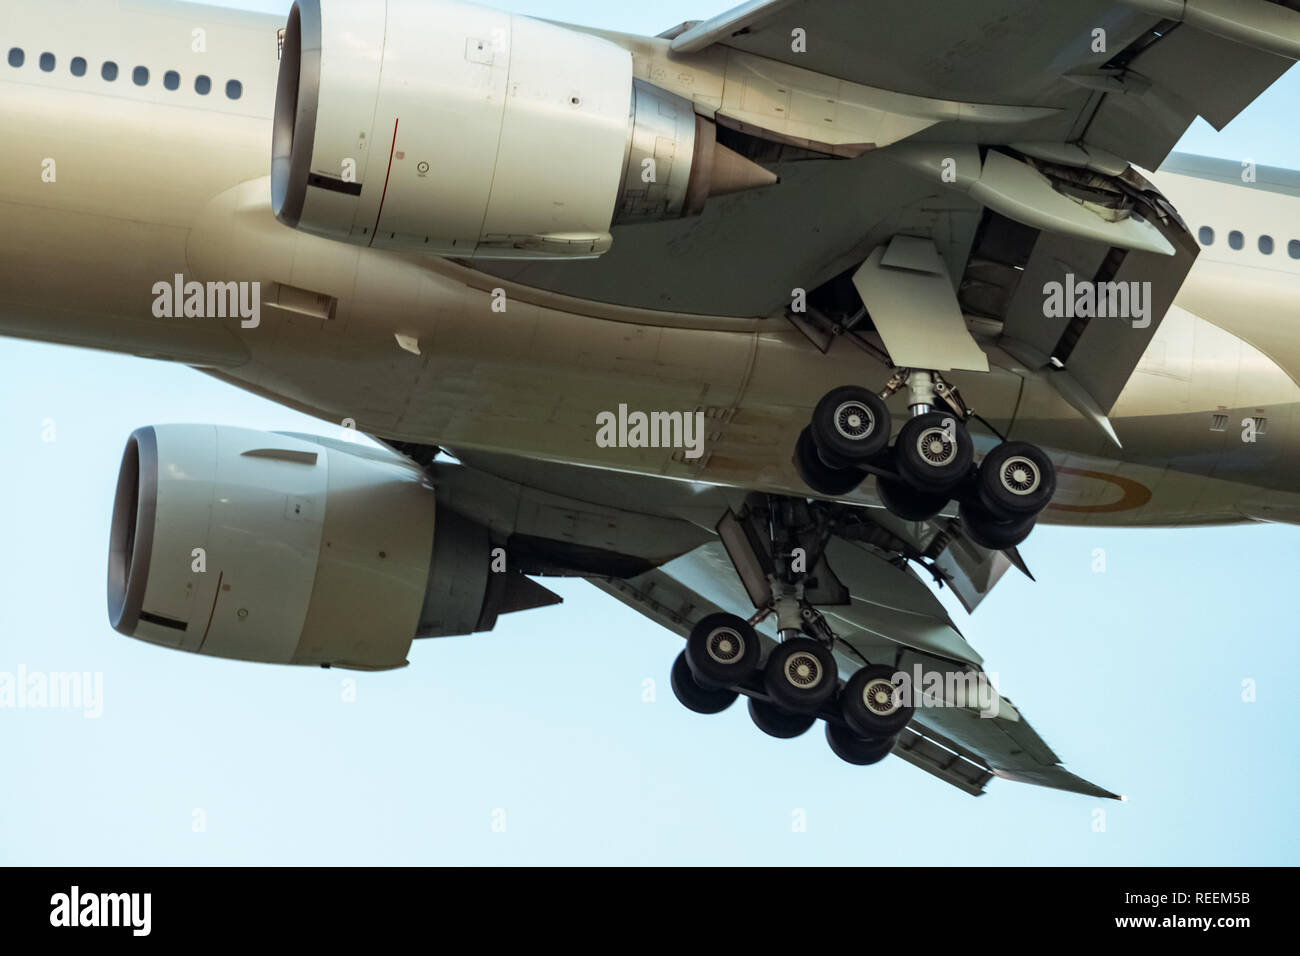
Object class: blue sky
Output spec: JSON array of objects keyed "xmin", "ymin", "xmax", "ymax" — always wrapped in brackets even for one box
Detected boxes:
[{"xmin": 1, "ymin": 0, "xmax": 1298, "ymax": 865}]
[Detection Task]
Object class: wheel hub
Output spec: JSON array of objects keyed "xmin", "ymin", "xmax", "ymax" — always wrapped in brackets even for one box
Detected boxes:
[
  {"xmin": 1000, "ymin": 456, "xmax": 1040, "ymax": 495},
  {"xmin": 863, "ymin": 678, "xmax": 899, "ymax": 715},
  {"xmin": 833, "ymin": 401, "xmax": 875, "ymax": 441},
  {"xmin": 784, "ymin": 652, "xmax": 823, "ymax": 689},
  {"xmin": 707, "ymin": 627, "xmax": 744, "ymax": 664},
  {"xmin": 916, "ymin": 428, "xmax": 956, "ymax": 467}
]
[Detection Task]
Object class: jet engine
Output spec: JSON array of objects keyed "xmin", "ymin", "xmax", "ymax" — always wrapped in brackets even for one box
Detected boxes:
[
  {"xmin": 106, "ymin": 426, "xmax": 556, "ymax": 669},
  {"xmin": 271, "ymin": 0, "xmax": 776, "ymax": 258}
]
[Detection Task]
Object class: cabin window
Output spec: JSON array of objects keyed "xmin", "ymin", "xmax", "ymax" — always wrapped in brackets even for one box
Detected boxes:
[
  {"xmin": 1198, "ymin": 226, "xmax": 1214, "ymax": 246},
  {"xmin": 39, "ymin": 52, "xmax": 55, "ymax": 72},
  {"xmin": 1259, "ymin": 235, "xmax": 1274, "ymax": 255},
  {"xmin": 7, "ymin": 48, "xmax": 24, "ymax": 67},
  {"xmin": 226, "ymin": 79, "xmax": 242, "ymax": 99},
  {"xmin": 195, "ymin": 74, "xmax": 211, "ymax": 94},
  {"xmin": 70, "ymin": 56, "xmax": 86, "ymax": 76},
  {"xmin": 164, "ymin": 70, "xmax": 179, "ymax": 91},
  {"xmin": 133, "ymin": 66, "xmax": 148, "ymax": 86},
  {"xmin": 102, "ymin": 61, "xmax": 118, "ymax": 81},
  {"xmin": 1289, "ymin": 240, "xmax": 1300, "ymax": 260},
  {"xmin": 1228, "ymin": 230, "xmax": 1244, "ymax": 250}
]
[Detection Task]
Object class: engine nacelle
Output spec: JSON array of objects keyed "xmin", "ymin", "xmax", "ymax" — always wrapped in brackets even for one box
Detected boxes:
[
  {"xmin": 107, "ymin": 426, "xmax": 551, "ymax": 669},
  {"xmin": 271, "ymin": 0, "xmax": 776, "ymax": 258}
]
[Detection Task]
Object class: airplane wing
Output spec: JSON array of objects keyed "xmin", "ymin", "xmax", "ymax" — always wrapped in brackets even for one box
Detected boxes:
[
  {"xmin": 481, "ymin": 0, "xmax": 1296, "ymax": 442},
  {"xmin": 668, "ymin": 0, "xmax": 1297, "ymax": 410},
  {"xmin": 665, "ymin": 0, "xmax": 1297, "ymax": 169},
  {"xmin": 412, "ymin": 447, "xmax": 1117, "ymax": 799}
]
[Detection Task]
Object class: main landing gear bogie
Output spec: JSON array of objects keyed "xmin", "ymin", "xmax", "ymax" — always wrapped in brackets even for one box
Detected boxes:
[
  {"xmin": 672, "ymin": 612, "xmax": 909, "ymax": 766},
  {"xmin": 670, "ymin": 644, "xmax": 909, "ymax": 766},
  {"xmin": 794, "ymin": 370, "xmax": 1057, "ymax": 551},
  {"xmin": 668, "ymin": 494, "xmax": 917, "ymax": 768}
]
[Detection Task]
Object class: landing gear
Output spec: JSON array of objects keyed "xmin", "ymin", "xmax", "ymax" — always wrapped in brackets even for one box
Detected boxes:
[
  {"xmin": 748, "ymin": 698, "xmax": 816, "ymax": 739},
  {"xmin": 825, "ymin": 722, "xmax": 894, "ymax": 766},
  {"xmin": 685, "ymin": 613, "xmax": 761, "ymax": 688},
  {"xmin": 670, "ymin": 652, "xmax": 737, "ymax": 715},
  {"xmin": 793, "ymin": 427, "xmax": 864, "ymax": 497},
  {"xmin": 895, "ymin": 411, "xmax": 973, "ymax": 494},
  {"xmin": 974, "ymin": 441, "xmax": 1056, "ymax": 517},
  {"xmin": 763, "ymin": 637, "xmax": 838, "ymax": 713},
  {"xmin": 958, "ymin": 500, "xmax": 1037, "ymax": 551},
  {"xmin": 810, "ymin": 386, "xmax": 891, "ymax": 465},
  {"xmin": 794, "ymin": 367, "xmax": 1056, "ymax": 549},
  {"xmin": 875, "ymin": 475, "xmax": 947, "ymax": 522},
  {"xmin": 840, "ymin": 664, "xmax": 914, "ymax": 738},
  {"xmin": 665, "ymin": 496, "xmax": 914, "ymax": 769}
]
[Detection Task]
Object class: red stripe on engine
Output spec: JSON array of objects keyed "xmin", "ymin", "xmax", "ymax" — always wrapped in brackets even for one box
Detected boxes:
[{"xmin": 368, "ymin": 118, "xmax": 399, "ymax": 247}]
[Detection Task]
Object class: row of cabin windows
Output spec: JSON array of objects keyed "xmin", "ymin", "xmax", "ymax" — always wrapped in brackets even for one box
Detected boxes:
[
  {"xmin": 7, "ymin": 47, "xmax": 241, "ymax": 99},
  {"xmin": 1199, "ymin": 225, "xmax": 1300, "ymax": 259}
]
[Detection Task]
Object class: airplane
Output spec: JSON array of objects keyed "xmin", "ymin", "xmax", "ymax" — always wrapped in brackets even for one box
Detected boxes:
[{"xmin": 3, "ymin": 0, "xmax": 1299, "ymax": 800}]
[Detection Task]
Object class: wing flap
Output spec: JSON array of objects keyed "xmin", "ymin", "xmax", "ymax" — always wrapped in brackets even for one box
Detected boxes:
[
  {"xmin": 698, "ymin": 1, "xmax": 1294, "ymax": 173},
  {"xmin": 1055, "ymin": 195, "xmax": 1202, "ymax": 414},
  {"xmin": 993, "ymin": 765, "xmax": 1125, "ymax": 801},
  {"xmin": 669, "ymin": 0, "xmax": 800, "ymax": 54},
  {"xmin": 893, "ymin": 724, "xmax": 996, "ymax": 796}
]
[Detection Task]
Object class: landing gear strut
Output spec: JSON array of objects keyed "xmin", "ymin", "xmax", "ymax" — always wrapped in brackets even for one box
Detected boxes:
[{"xmin": 794, "ymin": 367, "xmax": 1056, "ymax": 550}]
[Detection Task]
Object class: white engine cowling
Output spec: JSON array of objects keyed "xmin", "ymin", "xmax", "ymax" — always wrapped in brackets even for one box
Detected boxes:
[
  {"xmin": 108, "ymin": 425, "xmax": 434, "ymax": 669},
  {"xmin": 271, "ymin": 0, "xmax": 776, "ymax": 259},
  {"xmin": 106, "ymin": 426, "xmax": 558, "ymax": 670}
]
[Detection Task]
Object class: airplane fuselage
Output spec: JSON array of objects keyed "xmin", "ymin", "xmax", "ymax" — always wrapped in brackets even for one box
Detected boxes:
[{"xmin": 3, "ymin": 0, "xmax": 1300, "ymax": 528}]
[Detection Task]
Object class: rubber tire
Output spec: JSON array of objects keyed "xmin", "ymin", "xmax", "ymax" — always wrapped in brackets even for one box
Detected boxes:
[
  {"xmin": 764, "ymin": 637, "xmax": 839, "ymax": 714},
  {"xmin": 825, "ymin": 721, "xmax": 895, "ymax": 766},
  {"xmin": 960, "ymin": 500, "xmax": 1036, "ymax": 551},
  {"xmin": 876, "ymin": 475, "xmax": 949, "ymax": 522},
  {"xmin": 811, "ymin": 386, "xmax": 892, "ymax": 465},
  {"xmin": 841, "ymin": 664, "xmax": 915, "ymax": 738},
  {"xmin": 895, "ymin": 412, "xmax": 974, "ymax": 495},
  {"xmin": 671, "ymin": 652, "xmax": 738, "ymax": 714},
  {"xmin": 748, "ymin": 697, "xmax": 817, "ymax": 739},
  {"xmin": 976, "ymin": 441, "xmax": 1057, "ymax": 517},
  {"xmin": 793, "ymin": 426, "xmax": 865, "ymax": 497},
  {"xmin": 685, "ymin": 613, "xmax": 761, "ymax": 688}
]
